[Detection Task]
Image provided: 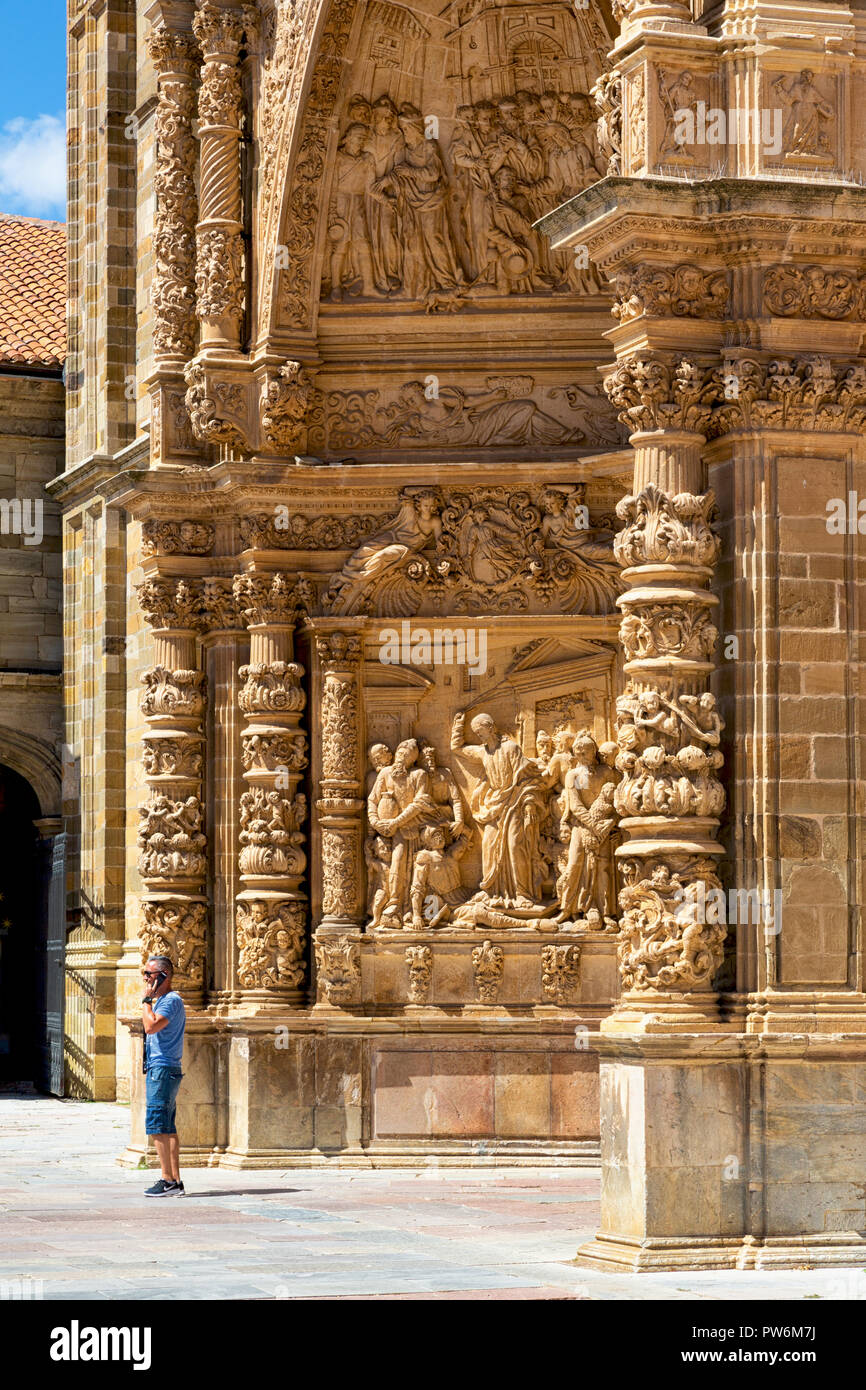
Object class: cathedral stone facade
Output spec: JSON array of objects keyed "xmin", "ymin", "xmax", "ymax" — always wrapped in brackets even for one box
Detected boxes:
[{"xmin": 52, "ymin": 0, "xmax": 866, "ymax": 1268}]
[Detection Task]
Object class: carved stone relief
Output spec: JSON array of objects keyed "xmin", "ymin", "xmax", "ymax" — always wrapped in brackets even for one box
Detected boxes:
[{"xmin": 325, "ymin": 484, "xmax": 620, "ymax": 617}]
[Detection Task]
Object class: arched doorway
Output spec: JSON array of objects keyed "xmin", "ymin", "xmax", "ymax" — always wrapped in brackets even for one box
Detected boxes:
[{"xmin": 0, "ymin": 765, "xmax": 43, "ymax": 1087}]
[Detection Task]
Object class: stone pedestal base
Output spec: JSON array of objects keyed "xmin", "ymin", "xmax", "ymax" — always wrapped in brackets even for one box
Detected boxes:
[
  {"xmin": 119, "ymin": 1012, "xmax": 603, "ymax": 1167},
  {"xmin": 576, "ymin": 1031, "xmax": 866, "ymax": 1272}
]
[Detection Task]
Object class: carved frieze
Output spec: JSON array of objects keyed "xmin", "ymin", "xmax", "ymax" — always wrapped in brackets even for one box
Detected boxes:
[
  {"xmin": 142, "ymin": 520, "xmax": 215, "ymax": 558},
  {"xmin": 307, "ymin": 377, "xmax": 621, "ymax": 455},
  {"xmin": 240, "ymin": 511, "xmax": 387, "ymax": 552},
  {"xmin": 612, "ymin": 265, "xmax": 729, "ymax": 323},
  {"xmin": 325, "ymin": 484, "xmax": 620, "ymax": 618},
  {"xmin": 763, "ymin": 265, "xmax": 866, "ymax": 322}
]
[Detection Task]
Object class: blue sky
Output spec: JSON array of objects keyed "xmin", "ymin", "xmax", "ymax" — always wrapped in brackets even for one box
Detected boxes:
[{"xmin": 0, "ymin": 0, "xmax": 67, "ymax": 219}]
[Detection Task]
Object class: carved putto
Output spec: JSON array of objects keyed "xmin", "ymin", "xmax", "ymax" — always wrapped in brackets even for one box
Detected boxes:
[
  {"xmin": 618, "ymin": 857, "xmax": 727, "ymax": 992},
  {"xmin": 326, "ymin": 484, "xmax": 620, "ymax": 617},
  {"xmin": 138, "ymin": 794, "xmax": 206, "ymax": 880},
  {"xmin": 239, "ymin": 789, "xmax": 308, "ymax": 877},
  {"xmin": 140, "ymin": 901, "xmax": 208, "ymax": 990},
  {"xmin": 236, "ymin": 900, "xmax": 305, "ymax": 990},
  {"xmin": 142, "ymin": 737, "xmax": 203, "ymax": 780}
]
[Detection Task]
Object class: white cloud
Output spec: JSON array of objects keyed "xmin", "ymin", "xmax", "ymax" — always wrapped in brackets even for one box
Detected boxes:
[{"xmin": 0, "ymin": 114, "xmax": 66, "ymax": 218}]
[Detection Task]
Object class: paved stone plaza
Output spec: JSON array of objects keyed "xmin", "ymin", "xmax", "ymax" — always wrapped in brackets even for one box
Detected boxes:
[{"xmin": 0, "ymin": 1098, "xmax": 862, "ymax": 1302}]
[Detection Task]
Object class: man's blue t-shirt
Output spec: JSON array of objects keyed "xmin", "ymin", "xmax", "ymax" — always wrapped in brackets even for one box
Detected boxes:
[{"xmin": 145, "ymin": 991, "xmax": 185, "ymax": 1069}]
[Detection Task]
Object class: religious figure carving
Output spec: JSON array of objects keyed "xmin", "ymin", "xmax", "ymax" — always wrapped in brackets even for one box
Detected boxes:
[
  {"xmin": 771, "ymin": 70, "xmax": 834, "ymax": 159},
  {"xmin": 556, "ymin": 731, "xmax": 619, "ymax": 927},
  {"xmin": 450, "ymin": 712, "xmax": 548, "ymax": 914}
]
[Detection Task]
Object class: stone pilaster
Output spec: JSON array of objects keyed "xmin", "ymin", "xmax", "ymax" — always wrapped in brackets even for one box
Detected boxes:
[
  {"xmin": 136, "ymin": 578, "xmax": 208, "ymax": 1007},
  {"xmin": 603, "ymin": 356, "xmax": 727, "ymax": 1026},
  {"xmin": 146, "ymin": 24, "xmax": 199, "ymax": 368},
  {"xmin": 233, "ymin": 572, "xmax": 309, "ymax": 1007},
  {"xmin": 313, "ymin": 631, "xmax": 365, "ymax": 933},
  {"xmin": 201, "ymin": 578, "xmax": 247, "ymax": 1001},
  {"xmin": 192, "ymin": 1, "xmax": 246, "ymax": 350}
]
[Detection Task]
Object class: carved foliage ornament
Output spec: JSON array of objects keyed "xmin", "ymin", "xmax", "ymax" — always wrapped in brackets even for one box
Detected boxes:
[
  {"xmin": 541, "ymin": 944, "xmax": 581, "ymax": 1005},
  {"xmin": 146, "ymin": 27, "xmax": 198, "ymax": 360},
  {"xmin": 233, "ymin": 572, "xmax": 312, "ymax": 628},
  {"xmin": 405, "ymin": 945, "xmax": 433, "ymax": 1005},
  {"xmin": 142, "ymin": 520, "xmax": 215, "ymax": 558},
  {"xmin": 615, "ymin": 485, "xmax": 721, "ymax": 569},
  {"xmin": 184, "ymin": 361, "xmax": 249, "ymax": 451},
  {"xmin": 141, "ymin": 667, "xmax": 205, "ymax": 721},
  {"xmin": 238, "ymin": 788, "xmax": 308, "ymax": 877},
  {"xmin": 472, "ymin": 939, "xmax": 504, "ymax": 1005},
  {"xmin": 241, "ymin": 511, "xmax": 387, "ymax": 552},
  {"xmin": 612, "ymin": 265, "xmax": 730, "ymax": 323},
  {"xmin": 763, "ymin": 265, "xmax": 866, "ymax": 322},
  {"xmin": 260, "ymin": 361, "xmax": 314, "ymax": 451},
  {"xmin": 315, "ymin": 934, "xmax": 361, "ymax": 1006},
  {"xmin": 137, "ymin": 577, "xmax": 204, "ymax": 632}
]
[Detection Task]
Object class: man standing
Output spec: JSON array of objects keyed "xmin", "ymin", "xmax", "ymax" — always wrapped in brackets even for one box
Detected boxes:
[{"xmin": 141, "ymin": 954, "xmax": 186, "ymax": 1197}]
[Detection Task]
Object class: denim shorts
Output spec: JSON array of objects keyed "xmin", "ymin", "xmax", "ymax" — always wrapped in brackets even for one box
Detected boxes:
[{"xmin": 145, "ymin": 1065, "xmax": 183, "ymax": 1136}]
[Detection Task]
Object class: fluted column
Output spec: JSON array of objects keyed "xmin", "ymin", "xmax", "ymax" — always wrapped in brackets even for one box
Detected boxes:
[
  {"xmin": 604, "ymin": 355, "xmax": 726, "ymax": 1025},
  {"xmin": 192, "ymin": 1, "xmax": 246, "ymax": 349},
  {"xmin": 136, "ymin": 579, "xmax": 208, "ymax": 1007},
  {"xmin": 233, "ymin": 573, "xmax": 309, "ymax": 1007}
]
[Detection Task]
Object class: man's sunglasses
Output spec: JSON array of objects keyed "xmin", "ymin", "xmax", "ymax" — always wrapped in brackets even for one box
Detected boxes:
[{"xmin": 142, "ymin": 971, "xmax": 161, "ymax": 980}]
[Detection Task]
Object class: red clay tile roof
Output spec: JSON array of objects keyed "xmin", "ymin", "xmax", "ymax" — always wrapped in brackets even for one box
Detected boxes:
[{"xmin": 0, "ymin": 214, "xmax": 66, "ymax": 370}]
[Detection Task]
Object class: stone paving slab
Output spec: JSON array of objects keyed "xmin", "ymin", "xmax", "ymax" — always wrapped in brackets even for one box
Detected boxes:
[{"xmin": 1, "ymin": 1097, "xmax": 865, "ymax": 1301}]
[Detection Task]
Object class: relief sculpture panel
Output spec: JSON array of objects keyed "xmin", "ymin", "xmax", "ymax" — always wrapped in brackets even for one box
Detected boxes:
[{"xmin": 278, "ymin": 0, "xmax": 612, "ymax": 324}]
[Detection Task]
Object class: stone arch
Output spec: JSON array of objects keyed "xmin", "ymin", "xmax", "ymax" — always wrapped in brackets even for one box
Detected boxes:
[{"xmin": 0, "ymin": 727, "xmax": 62, "ymax": 819}]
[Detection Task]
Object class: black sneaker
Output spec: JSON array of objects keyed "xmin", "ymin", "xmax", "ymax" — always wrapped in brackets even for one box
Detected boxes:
[
  {"xmin": 167, "ymin": 1181, "xmax": 185, "ymax": 1197},
  {"xmin": 144, "ymin": 1178, "xmax": 178, "ymax": 1197}
]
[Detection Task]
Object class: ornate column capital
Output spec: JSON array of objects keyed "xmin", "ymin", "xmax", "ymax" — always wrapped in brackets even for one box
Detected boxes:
[{"xmin": 604, "ymin": 353, "xmax": 718, "ymax": 439}]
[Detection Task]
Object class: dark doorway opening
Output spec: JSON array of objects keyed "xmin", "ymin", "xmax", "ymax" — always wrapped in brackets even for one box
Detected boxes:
[{"xmin": 0, "ymin": 764, "xmax": 42, "ymax": 1088}]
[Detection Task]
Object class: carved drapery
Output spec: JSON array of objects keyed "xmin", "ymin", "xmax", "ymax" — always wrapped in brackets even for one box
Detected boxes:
[
  {"xmin": 136, "ymin": 578, "xmax": 208, "ymax": 1006},
  {"xmin": 314, "ymin": 632, "xmax": 365, "ymax": 937},
  {"xmin": 234, "ymin": 572, "xmax": 309, "ymax": 1002},
  {"xmin": 607, "ymin": 353, "xmax": 727, "ymax": 1013},
  {"xmin": 192, "ymin": 1, "xmax": 247, "ymax": 348}
]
